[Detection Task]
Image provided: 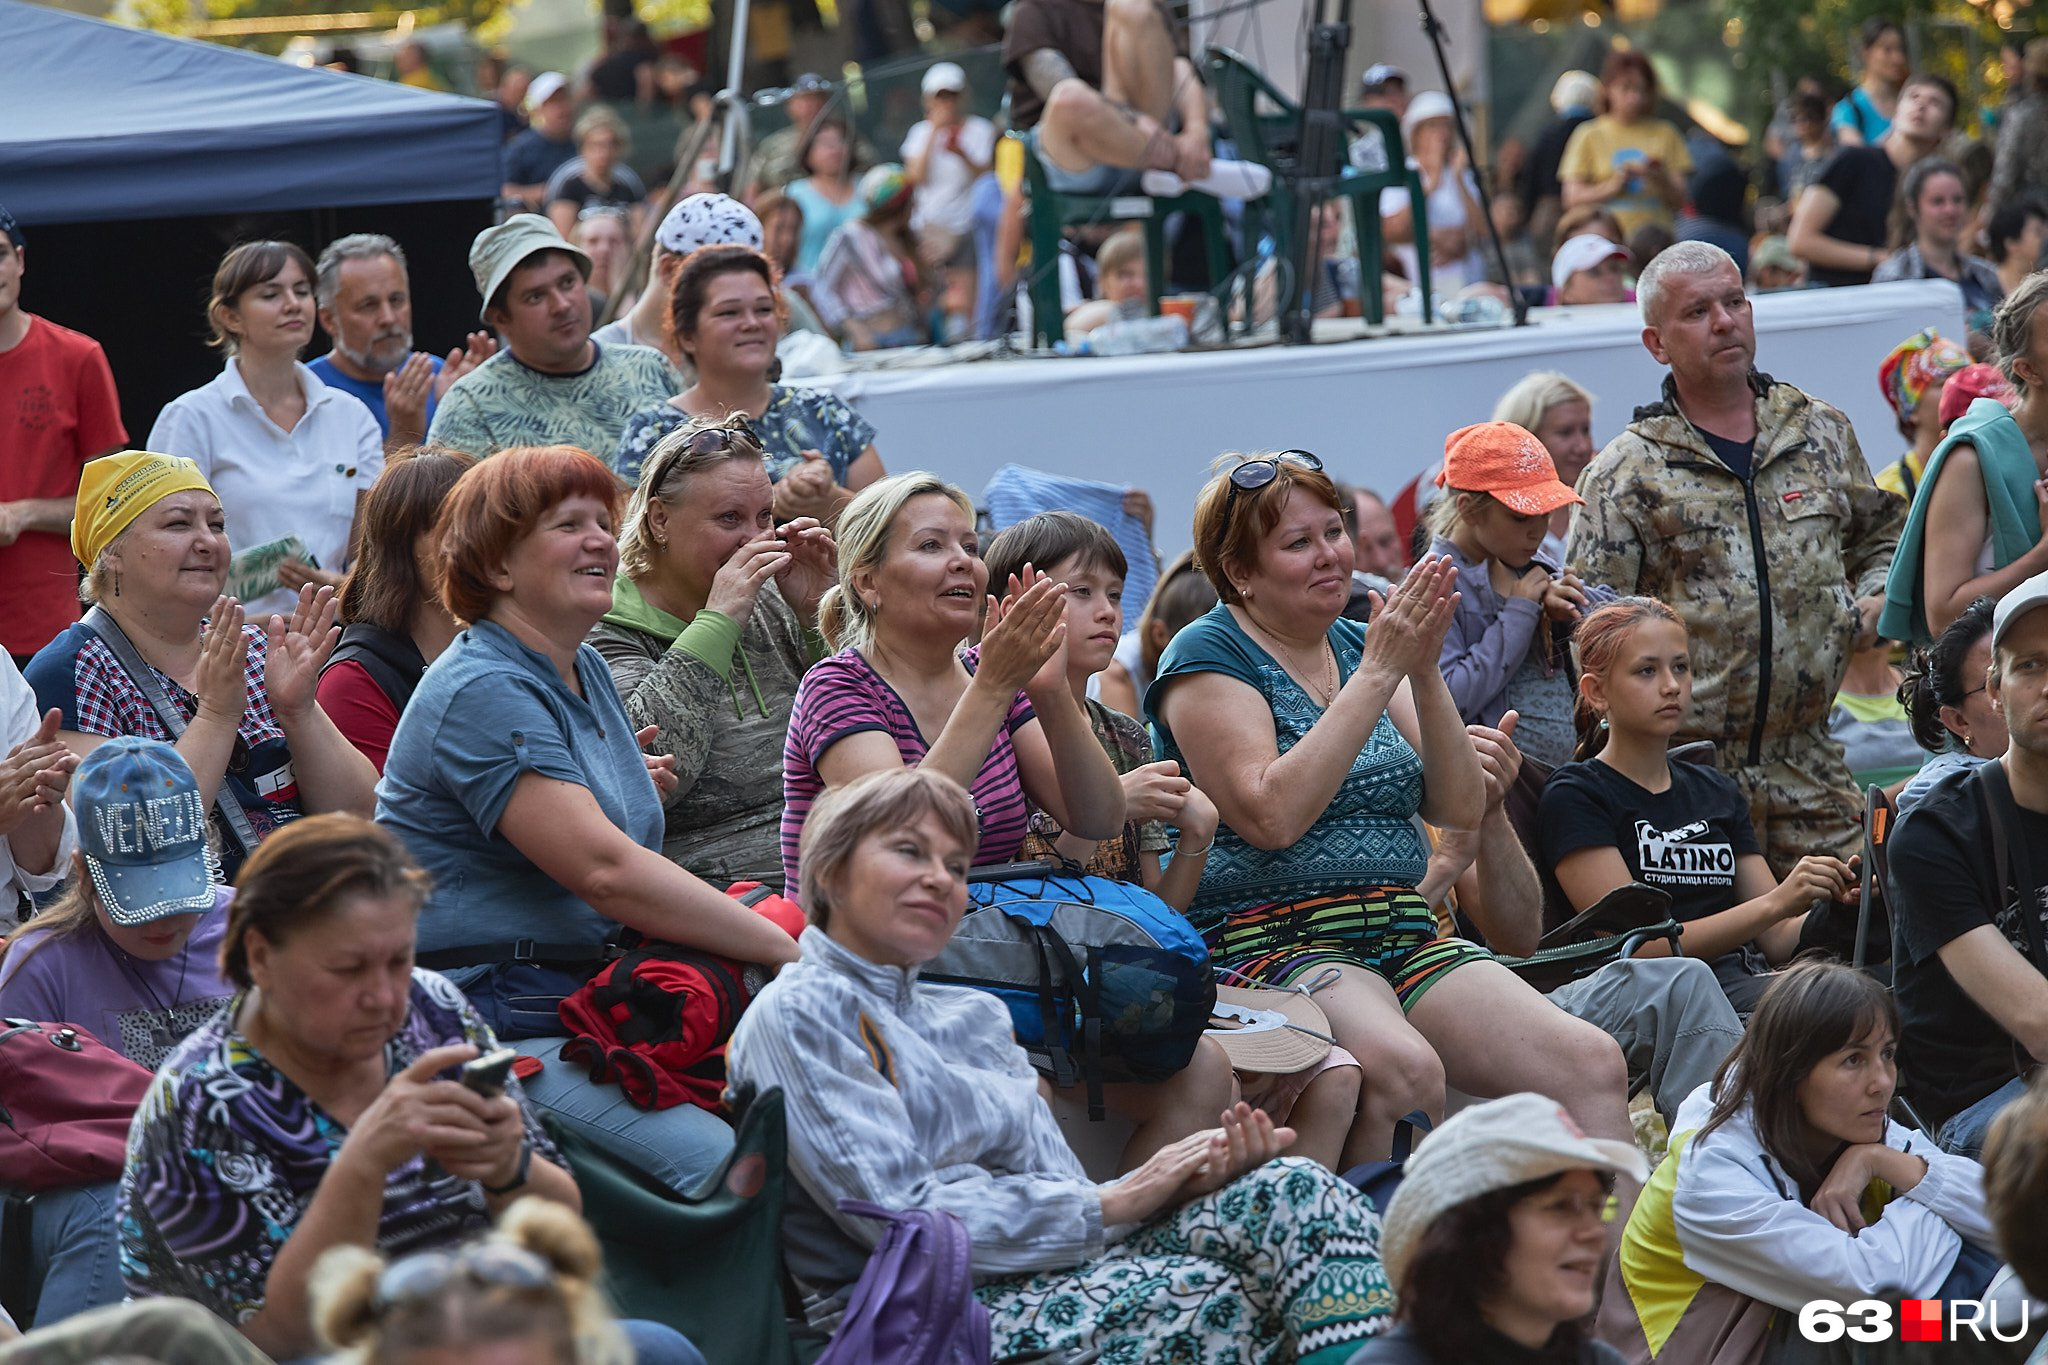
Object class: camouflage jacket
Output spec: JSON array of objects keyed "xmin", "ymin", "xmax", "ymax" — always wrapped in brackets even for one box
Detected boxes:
[{"xmin": 1567, "ymin": 372, "xmax": 1902, "ymax": 765}]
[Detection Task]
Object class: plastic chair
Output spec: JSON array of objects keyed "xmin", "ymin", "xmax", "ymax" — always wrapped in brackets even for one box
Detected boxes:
[
  {"xmin": 1012, "ymin": 131, "xmax": 1234, "ymax": 348},
  {"xmin": 1204, "ymin": 45, "xmax": 1434, "ymax": 324},
  {"xmin": 1495, "ymin": 882, "xmax": 1684, "ymax": 996},
  {"xmin": 1853, "ymin": 783, "xmax": 1897, "ymax": 970}
]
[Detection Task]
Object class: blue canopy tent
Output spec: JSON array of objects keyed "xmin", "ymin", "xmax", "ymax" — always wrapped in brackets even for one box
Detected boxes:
[
  {"xmin": 0, "ymin": 0, "xmax": 503, "ymax": 225},
  {"xmin": 0, "ymin": 0, "xmax": 506, "ymax": 439}
]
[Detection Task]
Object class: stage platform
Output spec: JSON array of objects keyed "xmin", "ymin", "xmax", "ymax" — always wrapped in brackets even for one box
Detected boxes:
[{"xmin": 811, "ymin": 280, "xmax": 1965, "ymax": 557}]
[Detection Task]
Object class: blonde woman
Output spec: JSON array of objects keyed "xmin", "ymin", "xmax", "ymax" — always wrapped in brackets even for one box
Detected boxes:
[
  {"xmin": 778, "ymin": 471, "xmax": 1125, "ymax": 893},
  {"xmin": 1492, "ymin": 370, "xmax": 1598, "ymax": 557},
  {"xmin": 587, "ymin": 415, "xmax": 834, "ymax": 889}
]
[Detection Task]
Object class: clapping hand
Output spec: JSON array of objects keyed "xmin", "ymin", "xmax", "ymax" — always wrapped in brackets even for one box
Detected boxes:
[
  {"xmin": 1362, "ymin": 556, "xmax": 1460, "ymax": 681},
  {"xmin": 437, "ymin": 332, "xmax": 499, "ymax": 398},
  {"xmin": 383, "ymin": 352, "xmax": 438, "ymax": 441},
  {"xmin": 263, "ymin": 585, "xmax": 342, "ymax": 726},
  {"xmin": 636, "ymin": 725, "xmax": 680, "ymax": 798},
  {"xmin": 1468, "ymin": 711, "xmax": 1523, "ymax": 810},
  {"xmin": 978, "ymin": 568, "xmax": 1068, "ymax": 697},
  {"xmin": 0, "ymin": 709, "xmax": 78, "ymax": 839},
  {"xmin": 195, "ymin": 596, "xmax": 251, "ymax": 727},
  {"xmin": 773, "ymin": 451, "xmax": 843, "ymax": 523}
]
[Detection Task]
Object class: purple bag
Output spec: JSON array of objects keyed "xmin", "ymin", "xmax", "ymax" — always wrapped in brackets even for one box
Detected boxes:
[{"xmin": 814, "ymin": 1199, "xmax": 991, "ymax": 1365}]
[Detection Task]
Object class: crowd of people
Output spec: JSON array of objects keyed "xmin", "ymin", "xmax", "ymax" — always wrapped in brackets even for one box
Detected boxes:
[
  {"xmin": 17, "ymin": 6, "xmax": 2048, "ymax": 1364},
  {"xmin": 443, "ymin": 5, "xmax": 2048, "ymax": 352}
]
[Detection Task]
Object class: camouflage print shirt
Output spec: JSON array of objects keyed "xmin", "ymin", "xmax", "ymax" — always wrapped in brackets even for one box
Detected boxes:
[{"xmin": 1567, "ymin": 372, "xmax": 1903, "ymax": 766}]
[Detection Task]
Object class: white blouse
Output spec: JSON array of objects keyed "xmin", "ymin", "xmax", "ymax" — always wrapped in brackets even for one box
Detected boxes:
[{"xmin": 147, "ymin": 360, "xmax": 382, "ymax": 618}]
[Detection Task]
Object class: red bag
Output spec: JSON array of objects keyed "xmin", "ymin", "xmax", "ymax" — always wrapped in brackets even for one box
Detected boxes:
[
  {"xmin": 555, "ymin": 884, "xmax": 804, "ymax": 1114},
  {"xmin": 0, "ymin": 1019, "xmax": 154, "ymax": 1190}
]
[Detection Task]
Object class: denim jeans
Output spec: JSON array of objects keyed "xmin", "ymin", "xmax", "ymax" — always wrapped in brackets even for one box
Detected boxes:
[
  {"xmin": 1937, "ymin": 1075, "xmax": 2029, "ymax": 1158},
  {"xmin": 511, "ymin": 1036, "xmax": 735, "ymax": 1195},
  {"xmin": 5, "ymin": 1181, "xmax": 124, "ymax": 1329}
]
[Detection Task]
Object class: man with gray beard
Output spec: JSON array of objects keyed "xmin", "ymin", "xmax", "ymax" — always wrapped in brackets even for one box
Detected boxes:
[{"xmin": 307, "ymin": 233, "xmax": 496, "ymax": 454}]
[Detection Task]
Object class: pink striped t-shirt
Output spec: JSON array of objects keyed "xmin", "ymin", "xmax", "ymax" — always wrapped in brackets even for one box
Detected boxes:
[{"xmin": 780, "ymin": 647, "xmax": 1036, "ymax": 899}]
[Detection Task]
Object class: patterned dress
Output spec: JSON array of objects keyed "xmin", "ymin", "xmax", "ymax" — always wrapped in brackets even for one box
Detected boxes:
[
  {"xmin": 118, "ymin": 970, "xmax": 560, "ymax": 1323},
  {"xmin": 612, "ymin": 384, "xmax": 876, "ymax": 490}
]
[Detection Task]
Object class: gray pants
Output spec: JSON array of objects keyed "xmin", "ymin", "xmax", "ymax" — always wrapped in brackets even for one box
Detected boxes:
[{"xmin": 1547, "ymin": 956, "xmax": 1743, "ymax": 1122}]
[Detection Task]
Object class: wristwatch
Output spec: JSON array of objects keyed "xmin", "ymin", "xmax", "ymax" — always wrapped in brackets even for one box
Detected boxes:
[{"xmin": 482, "ymin": 1139, "xmax": 532, "ymax": 1195}]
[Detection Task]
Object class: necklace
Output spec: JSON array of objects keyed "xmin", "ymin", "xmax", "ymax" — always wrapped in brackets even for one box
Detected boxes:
[
  {"xmin": 111, "ymin": 936, "xmax": 193, "ymax": 1059},
  {"xmin": 1242, "ymin": 609, "xmax": 1338, "ymax": 705}
]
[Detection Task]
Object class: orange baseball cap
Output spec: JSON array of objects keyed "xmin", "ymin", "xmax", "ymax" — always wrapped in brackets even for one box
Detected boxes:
[{"xmin": 1438, "ymin": 422, "xmax": 1584, "ymax": 516}]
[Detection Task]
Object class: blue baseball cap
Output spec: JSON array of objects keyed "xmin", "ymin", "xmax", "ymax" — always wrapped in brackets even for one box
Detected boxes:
[{"xmin": 73, "ymin": 737, "xmax": 217, "ymax": 926}]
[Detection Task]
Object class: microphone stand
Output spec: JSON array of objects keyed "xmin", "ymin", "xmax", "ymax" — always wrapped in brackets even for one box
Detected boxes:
[
  {"xmin": 713, "ymin": 0, "xmax": 754, "ymax": 193},
  {"xmin": 1416, "ymin": 0, "xmax": 1527, "ymax": 325},
  {"xmin": 1278, "ymin": 0, "xmax": 1350, "ymax": 345}
]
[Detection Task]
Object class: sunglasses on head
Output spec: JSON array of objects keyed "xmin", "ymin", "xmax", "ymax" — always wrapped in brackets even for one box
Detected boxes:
[
  {"xmin": 373, "ymin": 1242, "xmax": 556, "ymax": 1315},
  {"xmin": 651, "ymin": 417, "xmax": 763, "ymax": 481},
  {"xmin": 1220, "ymin": 450, "xmax": 1324, "ymax": 539}
]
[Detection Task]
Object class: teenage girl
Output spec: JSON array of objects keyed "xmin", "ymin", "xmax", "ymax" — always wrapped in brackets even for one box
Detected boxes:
[{"xmin": 1536, "ymin": 598, "xmax": 1857, "ymax": 1015}]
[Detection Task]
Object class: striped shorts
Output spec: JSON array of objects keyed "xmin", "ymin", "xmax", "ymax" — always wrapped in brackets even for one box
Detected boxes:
[{"xmin": 1208, "ymin": 887, "xmax": 1492, "ymax": 1012}]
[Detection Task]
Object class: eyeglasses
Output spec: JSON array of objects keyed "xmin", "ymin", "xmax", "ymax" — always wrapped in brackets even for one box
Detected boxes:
[
  {"xmin": 373, "ymin": 1242, "xmax": 556, "ymax": 1315},
  {"xmin": 1219, "ymin": 451, "xmax": 1324, "ymax": 541}
]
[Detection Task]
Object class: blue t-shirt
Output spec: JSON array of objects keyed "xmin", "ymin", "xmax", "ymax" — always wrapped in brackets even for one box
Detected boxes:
[
  {"xmin": 504, "ymin": 129, "xmax": 576, "ymax": 189},
  {"xmin": 306, "ymin": 352, "xmax": 442, "ymax": 437},
  {"xmin": 374, "ymin": 620, "xmax": 662, "ymax": 1020},
  {"xmin": 614, "ymin": 384, "xmax": 877, "ymax": 489},
  {"xmin": 1145, "ymin": 605, "xmax": 1428, "ymax": 933}
]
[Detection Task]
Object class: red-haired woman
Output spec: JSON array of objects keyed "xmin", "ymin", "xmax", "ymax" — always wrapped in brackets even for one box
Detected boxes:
[
  {"xmin": 376, "ymin": 445, "xmax": 800, "ymax": 1034},
  {"xmin": 374, "ymin": 446, "xmax": 801, "ymax": 1191}
]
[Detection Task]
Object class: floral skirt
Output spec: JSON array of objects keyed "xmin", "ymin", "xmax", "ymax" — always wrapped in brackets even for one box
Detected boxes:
[{"xmin": 975, "ymin": 1157, "xmax": 1392, "ymax": 1365}]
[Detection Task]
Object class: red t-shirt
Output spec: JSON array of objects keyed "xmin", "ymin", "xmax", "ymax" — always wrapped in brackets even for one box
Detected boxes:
[
  {"xmin": 0, "ymin": 315, "xmax": 126, "ymax": 657},
  {"xmin": 315, "ymin": 657, "xmax": 402, "ymax": 774}
]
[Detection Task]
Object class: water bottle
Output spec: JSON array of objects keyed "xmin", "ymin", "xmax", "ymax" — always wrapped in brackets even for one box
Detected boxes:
[{"xmin": 1086, "ymin": 314, "xmax": 1190, "ymax": 356}]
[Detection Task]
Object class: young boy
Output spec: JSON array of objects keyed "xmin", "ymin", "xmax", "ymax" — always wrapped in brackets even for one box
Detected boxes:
[{"xmin": 983, "ymin": 511, "xmax": 1217, "ymax": 911}]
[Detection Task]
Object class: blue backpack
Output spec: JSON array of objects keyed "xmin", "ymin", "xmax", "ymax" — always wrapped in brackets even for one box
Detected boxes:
[{"xmin": 923, "ymin": 862, "xmax": 1216, "ymax": 1119}]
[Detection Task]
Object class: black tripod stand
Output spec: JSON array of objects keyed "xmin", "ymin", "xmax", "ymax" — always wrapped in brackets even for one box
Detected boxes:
[{"xmin": 1277, "ymin": 0, "xmax": 1351, "ymax": 345}]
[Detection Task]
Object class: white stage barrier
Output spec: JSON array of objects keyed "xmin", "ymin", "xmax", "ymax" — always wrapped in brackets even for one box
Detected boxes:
[{"xmin": 813, "ymin": 279, "xmax": 1966, "ymax": 557}]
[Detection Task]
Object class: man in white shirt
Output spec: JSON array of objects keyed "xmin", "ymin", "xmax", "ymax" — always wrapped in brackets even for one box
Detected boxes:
[{"xmin": 901, "ymin": 63, "xmax": 997, "ymax": 272}]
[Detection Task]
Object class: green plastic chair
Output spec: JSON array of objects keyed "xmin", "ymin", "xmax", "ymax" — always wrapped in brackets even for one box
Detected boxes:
[
  {"xmin": 1204, "ymin": 45, "xmax": 1434, "ymax": 324},
  {"xmin": 1013, "ymin": 131, "xmax": 1234, "ymax": 348}
]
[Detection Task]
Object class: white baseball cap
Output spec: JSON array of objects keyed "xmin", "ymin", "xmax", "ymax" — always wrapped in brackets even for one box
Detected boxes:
[
  {"xmin": 922, "ymin": 61, "xmax": 967, "ymax": 95},
  {"xmin": 1379, "ymin": 1093, "xmax": 1648, "ymax": 1291},
  {"xmin": 1993, "ymin": 569, "xmax": 2048, "ymax": 651},
  {"xmin": 525, "ymin": 71, "xmax": 569, "ymax": 111},
  {"xmin": 1551, "ymin": 233, "xmax": 1630, "ymax": 289},
  {"xmin": 1401, "ymin": 89, "xmax": 1454, "ymax": 138}
]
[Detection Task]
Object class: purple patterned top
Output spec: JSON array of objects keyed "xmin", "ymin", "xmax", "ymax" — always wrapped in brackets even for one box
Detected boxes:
[{"xmin": 117, "ymin": 969, "xmax": 559, "ymax": 1324}]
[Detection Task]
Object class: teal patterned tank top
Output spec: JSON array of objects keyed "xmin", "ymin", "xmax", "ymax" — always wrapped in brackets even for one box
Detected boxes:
[{"xmin": 1145, "ymin": 604, "xmax": 1428, "ymax": 935}]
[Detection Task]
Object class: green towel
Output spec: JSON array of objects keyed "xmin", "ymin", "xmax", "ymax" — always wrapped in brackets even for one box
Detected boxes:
[{"xmin": 1878, "ymin": 398, "xmax": 2040, "ymax": 645}]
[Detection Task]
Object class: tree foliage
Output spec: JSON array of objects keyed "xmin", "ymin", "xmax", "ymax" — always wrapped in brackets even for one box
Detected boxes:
[
  {"xmin": 123, "ymin": 0, "xmax": 526, "ymax": 53},
  {"xmin": 1721, "ymin": 0, "xmax": 2009, "ymax": 138}
]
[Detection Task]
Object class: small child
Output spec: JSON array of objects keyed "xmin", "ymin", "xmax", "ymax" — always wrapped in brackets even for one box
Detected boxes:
[
  {"xmin": 984, "ymin": 512, "xmax": 1218, "ymax": 912},
  {"xmin": 1427, "ymin": 421, "xmax": 1601, "ymax": 772},
  {"xmin": 1096, "ymin": 549, "xmax": 1219, "ymax": 722}
]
